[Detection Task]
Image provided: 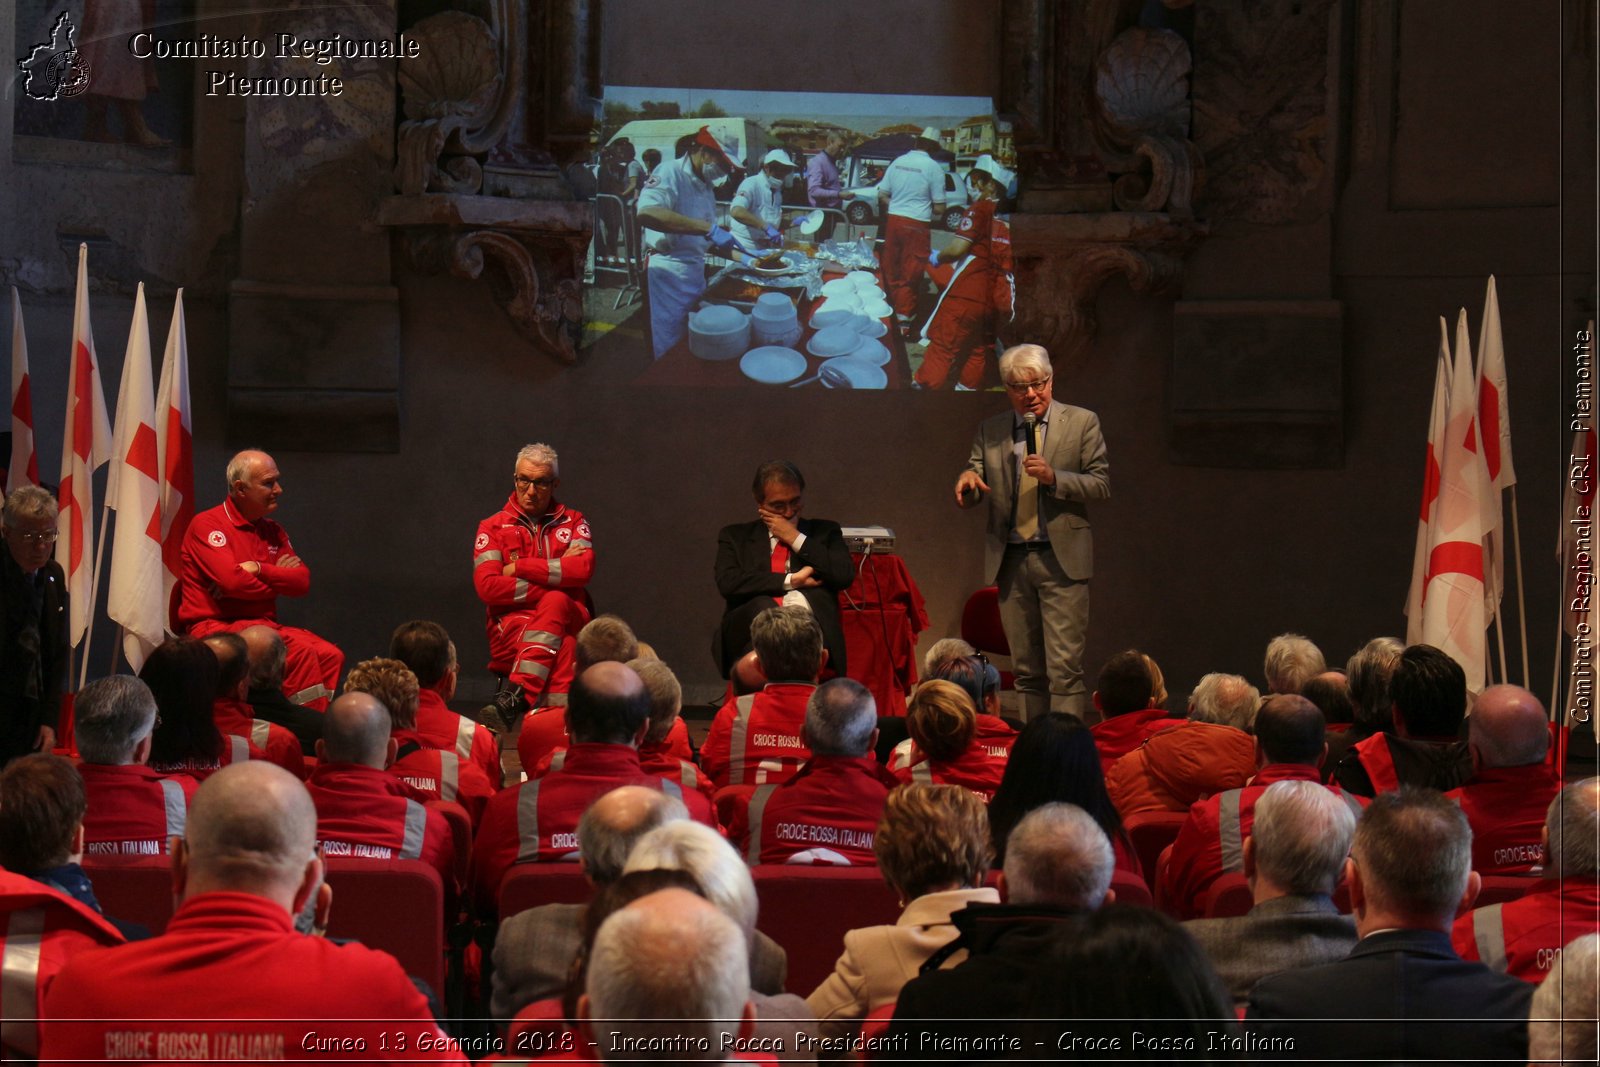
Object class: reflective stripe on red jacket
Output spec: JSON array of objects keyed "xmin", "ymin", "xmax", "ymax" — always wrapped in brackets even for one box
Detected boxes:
[
  {"xmin": 78, "ymin": 762, "xmax": 196, "ymax": 856},
  {"xmin": 473, "ymin": 498, "xmax": 594, "ymax": 622}
]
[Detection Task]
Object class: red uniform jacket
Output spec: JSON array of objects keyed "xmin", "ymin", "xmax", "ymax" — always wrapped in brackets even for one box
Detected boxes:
[
  {"xmin": 1445, "ymin": 764, "xmax": 1562, "ymax": 875},
  {"xmin": 415, "ymin": 689, "xmax": 502, "ymax": 788},
  {"xmin": 150, "ymin": 732, "xmax": 261, "ymax": 782},
  {"xmin": 726, "ymin": 755, "xmax": 898, "ymax": 866},
  {"xmin": 1106, "ymin": 720, "xmax": 1256, "ymax": 818},
  {"xmin": 1091, "ymin": 708, "xmax": 1178, "ymax": 772},
  {"xmin": 471, "ymin": 743, "xmax": 717, "ymax": 908},
  {"xmin": 1452, "ymin": 876, "xmax": 1600, "ymax": 982},
  {"xmin": 1158, "ymin": 763, "xmax": 1364, "ymax": 919},
  {"xmin": 891, "ymin": 740, "xmax": 1008, "ymax": 802},
  {"xmin": 537, "ymin": 744, "xmax": 716, "ymax": 801},
  {"xmin": 890, "ymin": 714, "xmax": 1019, "ymax": 771},
  {"xmin": 177, "ymin": 499, "xmax": 309, "ymax": 628},
  {"xmin": 473, "ymin": 498, "xmax": 594, "ymax": 623},
  {"xmin": 306, "ymin": 763, "xmax": 456, "ymax": 893},
  {"xmin": 39, "ymin": 892, "xmax": 464, "ymax": 1064},
  {"xmin": 389, "ymin": 729, "xmax": 495, "ymax": 826},
  {"xmin": 521, "ymin": 713, "xmax": 693, "ymax": 779},
  {"xmin": 1, "ymin": 870, "xmax": 125, "ymax": 1058},
  {"xmin": 213, "ymin": 697, "xmax": 306, "ymax": 779},
  {"xmin": 78, "ymin": 762, "xmax": 197, "ymax": 857},
  {"xmin": 699, "ymin": 683, "xmax": 816, "ymax": 789}
]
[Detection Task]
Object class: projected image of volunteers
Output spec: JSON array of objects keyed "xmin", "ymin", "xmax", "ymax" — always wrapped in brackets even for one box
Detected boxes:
[
  {"xmin": 728, "ymin": 150, "xmax": 798, "ymax": 252},
  {"xmin": 915, "ymin": 155, "xmax": 1017, "ymax": 391},
  {"xmin": 636, "ymin": 126, "xmax": 751, "ymax": 359}
]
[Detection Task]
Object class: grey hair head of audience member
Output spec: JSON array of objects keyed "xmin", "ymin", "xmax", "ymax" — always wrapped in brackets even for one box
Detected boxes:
[
  {"xmin": 1547, "ymin": 777, "xmax": 1600, "ymax": 878},
  {"xmin": 180, "ymin": 761, "xmax": 320, "ymax": 911},
  {"xmin": 583, "ymin": 888, "xmax": 751, "ymax": 1061},
  {"xmin": 923, "ymin": 637, "xmax": 976, "ymax": 677},
  {"xmin": 1187, "ymin": 673, "xmax": 1260, "ymax": 732},
  {"xmin": 1002, "ymin": 803, "xmax": 1114, "ymax": 910},
  {"xmin": 576, "ymin": 615, "xmax": 640, "ymax": 671},
  {"xmin": 1263, "ymin": 633, "xmax": 1326, "ymax": 695},
  {"xmin": 750, "ymin": 604, "xmax": 825, "ymax": 682},
  {"xmin": 1466, "ymin": 684, "xmax": 1550, "ymax": 769},
  {"xmin": 803, "ymin": 677, "xmax": 878, "ymax": 757},
  {"xmin": 1344, "ymin": 636, "xmax": 1404, "ymax": 729},
  {"xmin": 627, "ymin": 658, "xmax": 683, "ymax": 743},
  {"xmin": 318, "ymin": 691, "xmax": 393, "ymax": 767},
  {"xmin": 1350, "ymin": 787, "xmax": 1473, "ymax": 929},
  {"xmin": 1248, "ymin": 780, "xmax": 1357, "ymax": 897},
  {"xmin": 623, "ymin": 821, "xmax": 758, "ymax": 940},
  {"xmin": 578, "ymin": 786, "xmax": 689, "ymax": 887},
  {"xmin": 515, "ymin": 442, "xmax": 559, "ymax": 476},
  {"xmin": 73, "ymin": 675, "xmax": 159, "ymax": 765},
  {"xmin": 239, "ymin": 625, "xmax": 287, "ymax": 691},
  {"xmin": 1529, "ymin": 933, "xmax": 1599, "ymax": 1066}
]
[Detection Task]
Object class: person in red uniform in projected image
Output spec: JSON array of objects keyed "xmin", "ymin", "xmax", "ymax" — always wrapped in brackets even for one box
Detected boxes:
[
  {"xmin": 473, "ymin": 443, "xmax": 595, "ymax": 732},
  {"xmin": 915, "ymin": 154, "xmax": 1017, "ymax": 390},
  {"xmin": 176, "ymin": 450, "xmax": 344, "ymax": 711}
]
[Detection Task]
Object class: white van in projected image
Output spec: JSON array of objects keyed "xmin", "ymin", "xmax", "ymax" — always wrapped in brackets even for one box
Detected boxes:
[{"xmin": 606, "ymin": 117, "xmax": 770, "ymax": 172}]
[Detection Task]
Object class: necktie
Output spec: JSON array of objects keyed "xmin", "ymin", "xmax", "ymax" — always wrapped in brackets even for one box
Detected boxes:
[
  {"xmin": 770, "ymin": 540, "xmax": 789, "ymax": 603},
  {"xmin": 1015, "ymin": 429, "xmax": 1040, "ymax": 540}
]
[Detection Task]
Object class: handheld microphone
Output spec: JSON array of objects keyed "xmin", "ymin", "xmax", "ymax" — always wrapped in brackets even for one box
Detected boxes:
[{"xmin": 1023, "ymin": 412, "xmax": 1038, "ymax": 456}]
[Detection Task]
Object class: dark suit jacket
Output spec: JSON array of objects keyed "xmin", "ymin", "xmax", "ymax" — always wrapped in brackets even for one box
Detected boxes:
[
  {"xmin": 0, "ymin": 553, "xmax": 68, "ymax": 762},
  {"xmin": 1183, "ymin": 894, "xmax": 1356, "ymax": 1007},
  {"xmin": 715, "ymin": 517, "xmax": 854, "ymax": 676},
  {"xmin": 1246, "ymin": 928, "xmax": 1533, "ymax": 1064}
]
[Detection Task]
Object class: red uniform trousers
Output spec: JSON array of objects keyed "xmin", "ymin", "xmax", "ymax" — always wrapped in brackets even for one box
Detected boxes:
[
  {"xmin": 213, "ymin": 697, "xmax": 306, "ymax": 779},
  {"xmin": 916, "ymin": 296, "xmax": 994, "ymax": 389},
  {"xmin": 192, "ymin": 617, "xmax": 343, "ymax": 712},
  {"xmin": 1, "ymin": 870, "xmax": 125, "ymax": 1058},
  {"xmin": 306, "ymin": 763, "xmax": 457, "ymax": 896},
  {"xmin": 488, "ymin": 593, "xmax": 588, "ymax": 707},
  {"xmin": 1445, "ymin": 765, "xmax": 1561, "ymax": 874},
  {"xmin": 470, "ymin": 743, "xmax": 717, "ymax": 910},
  {"xmin": 1091, "ymin": 708, "xmax": 1178, "ymax": 774},
  {"xmin": 390, "ymin": 729, "xmax": 495, "ymax": 826},
  {"xmin": 1159, "ymin": 764, "xmax": 1363, "ymax": 920},
  {"xmin": 726, "ymin": 755, "xmax": 897, "ymax": 866},
  {"xmin": 416, "ymin": 690, "xmax": 502, "ymax": 788},
  {"xmin": 882, "ymin": 214, "xmax": 932, "ymax": 318},
  {"xmin": 39, "ymin": 892, "xmax": 463, "ymax": 1064},
  {"xmin": 1452, "ymin": 877, "xmax": 1600, "ymax": 982},
  {"xmin": 78, "ymin": 762, "xmax": 197, "ymax": 856},
  {"xmin": 892, "ymin": 740, "xmax": 1008, "ymax": 803},
  {"xmin": 699, "ymin": 683, "xmax": 816, "ymax": 790}
]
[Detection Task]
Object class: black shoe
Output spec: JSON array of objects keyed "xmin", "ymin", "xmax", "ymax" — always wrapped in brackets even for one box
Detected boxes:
[{"xmin": 478, "ymin": 682, "xmax": 524, "ymax": 734}]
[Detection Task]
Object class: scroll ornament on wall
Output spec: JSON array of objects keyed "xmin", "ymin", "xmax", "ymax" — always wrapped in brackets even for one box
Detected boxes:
[
  {"xmin": 1093, "ymin": 26, "xmax": 1203, "ymax": 219},
  {"xmin": 394, "ymin": 11, "xmax": 503, "ymax": 196}
]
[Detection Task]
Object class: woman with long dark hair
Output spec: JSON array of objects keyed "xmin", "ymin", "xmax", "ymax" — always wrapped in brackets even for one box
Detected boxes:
[{"xmin": 139, "ymin": 637, "xmax": 257, "ymax": 779}]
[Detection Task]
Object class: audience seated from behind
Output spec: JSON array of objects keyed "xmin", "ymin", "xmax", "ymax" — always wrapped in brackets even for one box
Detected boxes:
[
  {"xmin": 139, "ymin": 637, "xmax": 265, "ymax": 779},
  {"xmin": 1263, "ymin": 632, "xmax": 1326, "ymax": 696},
  {"xmin": 1444, "ymin": 684, "xmax": 1560, "ymax": 875},
  {"xmin": 1527, "ymin": 933, "xmax": 1598, "ymax": 1065},
  {"xmin": 700, "ymin": 606, "xmax": 825, "ymax": 790},
  {"xmin": 805, "ymin": 783, "xmax": 999, "ymax": 1040},
  {"xmin": 1300, "ymin": 670, "xmax": 1353, "ymax": 731},
  {"xmin": 626, "ymin": 658, "xmax": 713, "ymax": 798},
  {"xmin": 1160, "ymin": 694, "xmax": 1363, "ymax": 918},
  {"xmin": 303, "ymin": 692, "xmax": 457, "ymax": 896},
  {"xmin": 343, "ymin": 658, "xmax": 494, "ymax": 824},
  {"xmin": 490, "ymin": 785, "xmax": 688, "ymax": 1020},
  {"xmin": 203, "ymin": 631, "xmax": 306, "ymax": 778},
  {"xmin": 1106, "ymin": 672, "xmax": 1258, "ymax": 818},
  {"xmin": 1332, "ymin": 643, "xmax": 1471, "ymax": 797},
  {"xmin": 890, "ymin": 680, "xmax": 1007, "ymax": 801},
  {"xmin": 1247, "ymin": 788, "xmax": 1534, "ymax": 1062},
  {"xmin": 987, "ymin": 712, "xmax": 1139, "ymax": 881},
  {"xmin": 72, "ymin": 675, "xmax": 197, "ymax": 856},
  {"xmin": 39, "ymin": 762, "xmax": 463, "ymax": 1064},
  {"xmin": 886, "ymin": 803, "xmax": 1114, "ymax": 1054},
  {"xmin": 1452, "ymin": 777, "xmax": 1600, "ymax": 982},
  {"xmin": 1324, "ymin": 637, "xmax": 1403, "ymax": 777},
  {"xmin": 1181, "ymin": 779, "xmax": 1358, "ymax": 1007},
  {"xmin": 518, "ymin": 614, "xmax": 640, "ymax": 774},
  {"xmin": 723, "ymin": 678, "xmax": 896, "ymax": 866},
  {"xmin": 472, "ymin": 662, "xmax": 717, "ymax": 909},
  {"xmin": 1142, "ymin": 652, "xmax": 1168, "ymax": 711},
  {"xmin": 1087, "ymin": 649, "xmax": 1173, "ymax": 772},
  {"xmin": 621, "ymin": 821, "xmax": 816, "ymax": 1054},
  {"xmin": 390, "ymin": 620, "xmax": 503, "ymax": 788},
  {"xmin": 889, "ymin": 652, "xmax": 1016, "ymax": 771},
  {"xmin": 240, "ymin": 625, "xmax": 325, "ymax": 753}
]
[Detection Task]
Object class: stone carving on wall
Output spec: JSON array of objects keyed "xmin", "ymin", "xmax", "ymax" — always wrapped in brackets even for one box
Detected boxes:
[
  {"xmin": 382, "ymin": 0, "xmax": 595, "ymax": 364},
  {"xmin": 1093, "ymin": 27, "xmax": 1201, "ymax": 219}
]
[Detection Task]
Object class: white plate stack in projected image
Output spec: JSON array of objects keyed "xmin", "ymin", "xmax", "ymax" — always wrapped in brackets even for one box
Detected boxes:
[
  {"xmin": 807, "ymin": 325, "xmax": 864, "ymax": 358},
  {"xmin": 739, "ymin": 346, "xmax": 807, "ymax": 384},
  {"xmin": 849, "ymin": 339, "xmax": 891, "ymax": 366},
  {"xmin": 853, "ymin": 317, "xmax": 889, "ymax": 339},
  {"xmin": 820, "ymin": 357, "xmax": 887, "ymax": 389}
]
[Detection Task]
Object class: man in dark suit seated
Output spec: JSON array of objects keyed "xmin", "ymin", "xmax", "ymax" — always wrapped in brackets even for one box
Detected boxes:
[
  {"xmin": 1247, "ymin": 788, "xmax": 1534, "ymax": 1061},
  {"xmin": 714, "ymin": 461, "xmax": 853, "ymax": 679},
  {"xmin": 1183, "ymin": 779, "xmax": 1357, "ymax": 1007}
]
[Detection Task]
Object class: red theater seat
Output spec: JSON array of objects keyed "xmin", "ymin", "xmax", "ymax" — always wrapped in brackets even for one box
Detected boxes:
[
  {"xmin": 1474, "ymin": 873, "xmax": 1542, "ymax": 908},
  {"xmin": 1122, "ymin": 810, "xmax": 1187, "ymax": 888},
  {"xmin": 751, "ymin": 865, "xmax": 901, "ymax": 995},
  {"xmin": 321, "ymin": 856, "xmax": 446, "ymax": 994},
  {"xmin": 81, "ymin": 853, "xmax": 175, "ymax": 934},
  {"xmin": 1109, "ymin": 867, "xmax": 1153, "ymax": 908},
  {"xmin": 497, "ymin": 861, "xmax": 591, "ymax": 920}
]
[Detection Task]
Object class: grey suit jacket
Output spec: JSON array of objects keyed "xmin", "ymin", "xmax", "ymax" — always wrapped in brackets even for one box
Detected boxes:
[
  {"xmin": 1182, "ymin": 893, "xmax": 1357, "ymax": 1007},
  {"xmin": 966, "ymin": 399, "xmax": 1109, "ymax": 584}
]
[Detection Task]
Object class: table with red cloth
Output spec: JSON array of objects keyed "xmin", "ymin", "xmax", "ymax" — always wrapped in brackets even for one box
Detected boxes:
[{"xmin": 841, "ymin": 551, "xmax": 927, "ymax": 717}]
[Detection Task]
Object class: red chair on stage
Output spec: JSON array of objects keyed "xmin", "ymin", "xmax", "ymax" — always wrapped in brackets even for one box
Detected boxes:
[
  {"xmin": 959, "ymin": 587, "xmax": 1014, "ymax": 690},
  {"xmin": 497, "ymin": 861, "xmax": 591, "ymax": 920},
  {"xmin": 750, "ymin": 865, "xmax": 901, "ymax": 995}
]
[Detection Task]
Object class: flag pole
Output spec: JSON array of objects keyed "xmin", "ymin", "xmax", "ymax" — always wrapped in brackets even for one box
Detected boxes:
[
  {"xmin": 78, "ymin": 501, "xmax": 111, "ymax": 689},
  {"xmin": 1508, "ymin": 487, "xmax": 1531, "ymax": 686}
]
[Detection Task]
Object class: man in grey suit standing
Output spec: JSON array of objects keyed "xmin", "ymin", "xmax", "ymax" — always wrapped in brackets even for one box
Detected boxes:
[{"xmin": 954, "ymin": 344, "xmax": 1109, "ymax": 720}]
